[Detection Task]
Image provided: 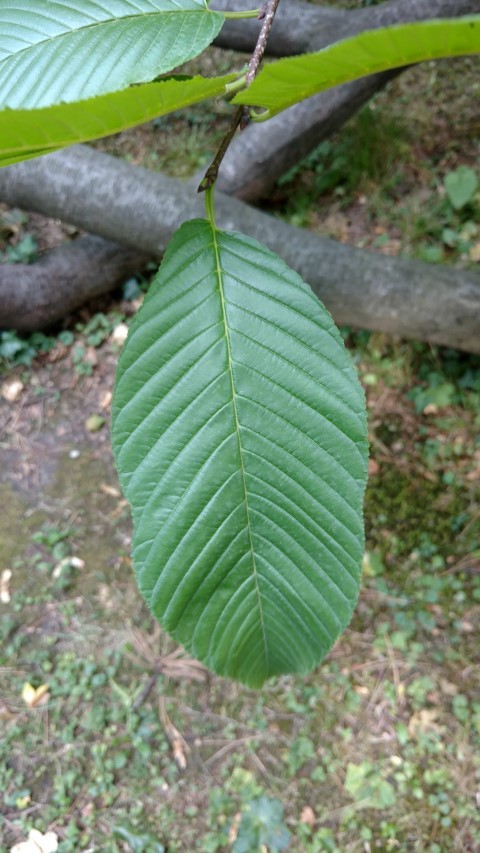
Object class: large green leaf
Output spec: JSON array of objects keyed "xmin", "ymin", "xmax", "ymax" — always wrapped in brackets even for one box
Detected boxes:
[
  {"xmin": 233, "ymin": 16, "xmax": 480, "ymax": 118},
  {"xmin": 0, "ymin": 74, "xmax": 233, "ymax": 167},
  {"xmin": 112, "ymin": 221, "xmax": 368, "ymax": 687},
  {"xmin": 0, "ymin": 0, "xmax": 223, "ymax": 109}
]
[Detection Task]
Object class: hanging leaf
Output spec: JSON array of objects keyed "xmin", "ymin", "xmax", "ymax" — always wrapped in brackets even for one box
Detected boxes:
[
  {"xmin": 233, "ymin": 16, "xmax": 480, "ymax": 118},
  {"xmin": 0, "ymin": 0, "xmax": 224, "ymax": 109},
  {"xmin": 0, "ymin": 74, "xmax": 234, "ymax": 168},
  {"xmin": 112, "ymin": 221, "xmax": 368, "ymax": 687}
]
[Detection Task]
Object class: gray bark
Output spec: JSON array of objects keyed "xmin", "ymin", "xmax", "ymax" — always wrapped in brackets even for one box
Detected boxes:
[
  {"xmin": 213, "ymin": 0, "xmax": 480, "ymax": 199},
  {"xmin": 0, "ymin": 235, "xmax": 149, "ymax": 331},
  {"xmin": 1, "ymin": 145, "xmax": 479, "ymax": 353},
  {"xmin": 2, "ymin": 0, "xmax": 478, "ymax": 328}
]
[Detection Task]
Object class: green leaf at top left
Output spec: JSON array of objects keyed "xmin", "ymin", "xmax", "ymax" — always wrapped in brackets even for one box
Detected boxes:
[
  {"xmin": 0, "ymin": 74, "xmax": 234, "ymax": 167},
  {"xmin": 0, "ymin": 1, "xmax": 224, "ymax": 110}
]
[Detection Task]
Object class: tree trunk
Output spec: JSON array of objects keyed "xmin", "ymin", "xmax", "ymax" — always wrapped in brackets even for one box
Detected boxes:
[
  {"xmin": 0, "ymin": 235, "xmax": 149, "ymax": 331},
  {"xmin": 1, "ymin": 145, "xmax": 479, "ymax": 353}
]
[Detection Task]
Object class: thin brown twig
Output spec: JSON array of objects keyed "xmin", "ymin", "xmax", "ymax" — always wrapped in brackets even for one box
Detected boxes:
[
  {"xmin": 204, "ymin": 733, "xmax": 272, "ymax": 766},
  {"xmin": 132, "ymin": 674, "xmax": 157, "ymax": 710},
  {"xmin": 159, "ymin": 695, "xmax": 190, "ymax": 769},
  {"xmin": 198, "ymin": 0, "xmax": 281, "ymax": 192},
  {"xmin": 197, "ymin": 107, "xmax": 244, "ymax": 192},
  {"xmin": 244, "ymin": 0, "xmax": 280, "ymax": 86}
]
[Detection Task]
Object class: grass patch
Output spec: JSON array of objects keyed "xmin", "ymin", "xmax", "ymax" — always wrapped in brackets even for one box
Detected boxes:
[{"xmin": 1, "ymin": 330, "xmax": 479, "ymax": 852}]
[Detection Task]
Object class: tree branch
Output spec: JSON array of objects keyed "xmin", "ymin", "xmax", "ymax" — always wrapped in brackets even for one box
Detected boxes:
[
  {"xmin": 1, "ymin": 146, "xmax": 479, "ymax": 353},
  {"xmin": 0, "ymin": 235, "xmax": 149, "ymax": 331}
]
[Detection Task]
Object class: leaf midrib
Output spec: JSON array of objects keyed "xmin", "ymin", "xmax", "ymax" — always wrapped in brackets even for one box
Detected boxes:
[
  {"xmin": 2, "ymin": 6, "xmax": 215, "ymax": 64},
  {"xmin": 210, "ymin": 223, "xmax": 269, "ymax": 672}
]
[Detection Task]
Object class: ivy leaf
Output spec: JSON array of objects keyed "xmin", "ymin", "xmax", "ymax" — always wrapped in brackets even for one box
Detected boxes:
[
  {"xmin": 112, "ymin": 221, "xmax": 368, "ymax": 687},
  {"xmin": 234, "ymin": 796, "xmax": 290, "ymax": 853},
  {"xmin": 344, "ymin": 762, "xmax": 396, "ymax": 809},
  {"xmin": 0, "ymin": 74, "xmax": 234, "ymax": 168},
  {"xmin": 444, "ymin": 166, "xmax": 478, "ymax": 211},
  {"xmin": 0, "ymin": 0, "xmax": 224, "ymax": 109},
  {"xmin": 233, "ymin": 16, "xmax": 480, "ymax": 118}
]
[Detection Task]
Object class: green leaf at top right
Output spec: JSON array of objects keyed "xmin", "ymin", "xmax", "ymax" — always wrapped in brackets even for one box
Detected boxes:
[{"xmin": 233, "ymin": 17, "xmax": 480, "ymax": 119}]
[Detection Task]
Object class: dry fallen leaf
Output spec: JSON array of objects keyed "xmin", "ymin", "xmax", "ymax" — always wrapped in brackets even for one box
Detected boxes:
[
  {"xmin": 0, "ymin": 696, "xmax": 14, "ymax": 721},
  {"xmin": 21, "ymin": 682, "xmax": 49, "ymax": 709},
  {"xmin": 465, "ymin": 466, "xmax": 480, "ymax": 482},
  {"xmin": 468, "ymin": 242, "xmax": 480, "ymax": 262},
  {"xmin": 84, "ymin": 346, "xmax": 98, "ymax": 368},
  {"xmin": 408, "ymin": 708, "xmax": 444, "ymax": 737},
  {"xmin": 52, "ymin": 556, "xmax": 85, "ymax": 579},
  {"xmin": 100, "ymin": 390, "xmax": 113, "ymax": 410},
  {"xmin": 440, "ymin": 679, "xmax": 458, "ymax": 697},
  {"xmin": 1, "ymin": 568, "xmax": 12, "ymax": 603},
  {"xmin": 111, "ymin": 322, "xmax": 129, "ymax": 345},
  {"xmin": 159, "ymin": 697, "xmax": 189, "ymax": 769},
  {"xmin": 228, "ymin": 812, "xmax": 241, "ymax": 844},
  {"xmin": 1, "ymin": 379, "xmax": 24, "ymax": 403},
  {"xmin": 458, "ymin": 620, "xmax": 474, "ymax": 633},
  {"xmin": 300, "ymin": 805, "xmax": 316, "ymax": 826},
  {"xmin": 11, "ymin": 828, "xmax": 58, "ymax": 853},
  {"xmin": 100, "ymin": 483, "xmax": 121, "ymax": 498}
]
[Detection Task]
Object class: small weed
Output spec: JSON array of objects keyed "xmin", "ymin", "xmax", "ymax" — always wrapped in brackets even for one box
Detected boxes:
[
  {"xmin": 344, "ymin": 761, "xmax": 396, "ymax": 809},
  {"xmin": 278, "ymin": 104, "xmax": 408, "ymax": 211},
  {"xmin": 113, "ymin": 825, "xmax": 165, "ymax": 852},
  {"xmin": 0, "ymin": 311, "xmax": 126, "ymax": 374},
  {"xmin": 233, "ymin": 796, "xmax": 290, "ymax": 853},
  {"xmin": 1, "ymin": 233, "xmax": 38, "ymax": 264},
  {"xmin": 444, "ymin": 165, "xmax": 478, "ymax": 210},
  {"xmin": 76, "ymin": 311, "xmax": 125, "ymax": 347},
  {"xmin": 0, "ymin": 330, "xmax": 73, "ymax": 367},
  {"xmin": 408, "ymin": 346, "xmax": 480, "ymax": 414},
  {"xmin": 411, "ymin": 166, "xmax": 480, "ymax": 263},
  {"xmin": 32, "ymin": 525, "xmax": 73, "ymax": 552}
]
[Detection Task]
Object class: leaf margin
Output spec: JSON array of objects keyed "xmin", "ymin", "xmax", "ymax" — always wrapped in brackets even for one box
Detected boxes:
[{"xmin": 0, "ymin": 74, "xmax": 235, "ymax": 168}]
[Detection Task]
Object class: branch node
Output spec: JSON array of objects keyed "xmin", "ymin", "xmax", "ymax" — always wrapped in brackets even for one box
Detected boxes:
[
  {"xmin": 198, "ymin": 0, "xmax": 281, "ymax": 192},
  {"xmin": 240, "ymin": 107, "xmax": 251, "ymax": 131}
]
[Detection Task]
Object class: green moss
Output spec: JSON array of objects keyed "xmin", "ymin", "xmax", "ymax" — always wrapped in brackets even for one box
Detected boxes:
[{"xmin": 365, "ymin": 465, "xmax": 467, "ymax": 559}]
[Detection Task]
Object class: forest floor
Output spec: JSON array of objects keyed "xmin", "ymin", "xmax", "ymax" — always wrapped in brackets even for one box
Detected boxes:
[{"xmin": 1, "ymin": 33, "xmax": 480, "ymax": 853}]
